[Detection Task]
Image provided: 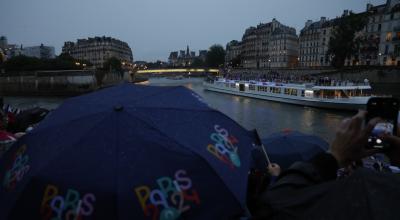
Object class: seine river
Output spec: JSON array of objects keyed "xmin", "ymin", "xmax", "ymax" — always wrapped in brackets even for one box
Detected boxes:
[{"xmin": 3, "ymin": 77, "xmax": 356, "ymax": 142}]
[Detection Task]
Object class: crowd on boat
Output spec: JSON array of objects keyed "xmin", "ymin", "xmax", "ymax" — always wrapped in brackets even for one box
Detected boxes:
[{"xmin": 219, "ymin": 70, "xmax": 370, "ymax": 87}]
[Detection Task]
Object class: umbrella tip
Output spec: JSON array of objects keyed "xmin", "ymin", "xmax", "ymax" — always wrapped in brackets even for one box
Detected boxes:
[{"xmin": 114, "ymin": 105, "xmax": 124, "ymax": 112}]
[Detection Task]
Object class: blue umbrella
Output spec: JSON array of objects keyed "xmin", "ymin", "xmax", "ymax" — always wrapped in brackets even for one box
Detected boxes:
[
  {"xmin": 0, "ymin": 83, "xmax": 256, "ymax": 220},
  {"xmin": 253, "ymin": 130, "xmax": 329, "ymax": 170}
]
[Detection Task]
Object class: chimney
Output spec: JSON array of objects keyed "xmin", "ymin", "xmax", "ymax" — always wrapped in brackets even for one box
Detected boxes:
[
  {"xmin": 305, "ymin": 20, "xmax": 313, "ymax": 28},
  {"xmin": 320, "ymin": 17, "xmax": 327, "ymax": 23},
  {"xmin": 366, "ymin": 3, "xmax": 373, "ymax": 11}
]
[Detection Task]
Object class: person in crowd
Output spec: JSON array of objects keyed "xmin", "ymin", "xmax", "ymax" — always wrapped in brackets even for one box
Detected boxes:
[
  {"xmin": 250, "ymin": 110, "xmax": 400, "ymax": 219},
  {"xmin": 247, "ymin": 162, "xmax": 281, "ymax": 215}
]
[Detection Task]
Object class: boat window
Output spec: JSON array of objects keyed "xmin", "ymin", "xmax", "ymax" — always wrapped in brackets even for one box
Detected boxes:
[
  {"xmin": 230, "ymin": 83, "xmax": 236, "ymax": 88},
  {"xmin": 336, "ymin": 90, "xmax": 349, "ymax": 98},
  {"xmin": 284, "ymin": 88, "xmax": 298, "ymax": 96},
  {"xmin": 258, "ymin": 86, "xmax": 268, "ymax": 92},
  {"xmin": 301, "ymin": 90, "xmax": 305, "ymax": 97},
  {"xmin": 249, "ymin": 85, "xmax": 256, "ymax": 91},
  {"xmin": 271, "ymin": 87, "xmax": 281, "ymax": 94},
  {"xmin": 225, "ymin": 83, "xmax": 230, "ymax": 87},
  {"xmin": 361, "ymin": 89, "xmax": 372, "ymax": 96}
]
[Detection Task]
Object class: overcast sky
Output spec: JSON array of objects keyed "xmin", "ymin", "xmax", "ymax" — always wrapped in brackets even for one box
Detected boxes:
[{"xmin": 1, "ymin": 0, "xmax": 384, "ymax": 62}]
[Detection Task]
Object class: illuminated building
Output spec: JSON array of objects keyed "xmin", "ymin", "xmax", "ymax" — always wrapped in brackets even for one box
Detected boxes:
[{"xmin": 62, "ymin": 36, "xmax": 133, "ymax": 68}]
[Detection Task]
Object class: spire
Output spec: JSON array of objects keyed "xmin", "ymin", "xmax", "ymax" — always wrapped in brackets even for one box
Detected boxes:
[{"xmin": 186, "ymin": 45, "xmax": 189, "ymax": 57}]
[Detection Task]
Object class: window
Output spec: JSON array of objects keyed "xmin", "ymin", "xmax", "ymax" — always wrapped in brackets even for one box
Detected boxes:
[
  {"xmin": 386, "ymin": 32, "xmax": 392, "ymax": 42},
  {"xmin": 378, "ymin": 24, "xmax": 381, "ymax": 31},
  {"xmin": 395, "ymin": 45, "xmax": 400, "ymax": 56}
]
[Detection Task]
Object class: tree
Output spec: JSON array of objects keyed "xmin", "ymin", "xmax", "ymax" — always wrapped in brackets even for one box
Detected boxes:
[
  {"xmin": 206, "ymin": 44, "xmax": 226, "ymax": 68},
  {"xmin": 327, "ymin": 12, "xmax": 368, "ymax": 68},
  {"xmin": 230, "ymin": 54, "xmax": 242, "ymax": 68},
  {"xmin": 191, "ymin": 58, "xmax": 205, "ymax": 67},
  {"xmin": 102, "ymin": 57, "xmax": 123, "ymax": 73},
  {"xmin": 1, "ymin": 54, "xmax": 91, "ymax": 71}
]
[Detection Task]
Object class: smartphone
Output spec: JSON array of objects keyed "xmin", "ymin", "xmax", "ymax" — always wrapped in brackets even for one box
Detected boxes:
[{"xmin": 366, "ymin": 97, "xmax": 399, "ymax": 149}]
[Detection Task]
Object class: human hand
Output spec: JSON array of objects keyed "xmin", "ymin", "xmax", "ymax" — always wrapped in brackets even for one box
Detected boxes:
[
  {"xmin": 267, "ymin": 163, "xmax": 281, "ymax": 176},
  {"xmin": 330, "ymin": 110, "xmax": 380, "ymax": 168}
]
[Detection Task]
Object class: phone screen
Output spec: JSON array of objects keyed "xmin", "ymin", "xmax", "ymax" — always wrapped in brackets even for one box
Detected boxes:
[
  {"xmin": 367, "ymin": 98, "xmax": 399, "ymax": 149},
  {"xmin": 369, "ymin": 120, "xmax": 395, "ymax": 149}
]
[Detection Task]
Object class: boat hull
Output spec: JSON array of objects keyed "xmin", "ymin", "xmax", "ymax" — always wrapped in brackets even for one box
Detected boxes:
[{"xmin": 203, "ymin": 82, "xmax": 367, "ymax": 111}]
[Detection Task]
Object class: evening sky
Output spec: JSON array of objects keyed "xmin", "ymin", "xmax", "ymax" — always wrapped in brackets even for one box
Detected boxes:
[{"xmin": 0, "ymin": 0, "xmax": 384, "ymax": 61}]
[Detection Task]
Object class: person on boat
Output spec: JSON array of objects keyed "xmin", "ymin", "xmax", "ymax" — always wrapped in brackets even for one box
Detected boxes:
[{"xmin": 250, "ymin": 110, "xmax": 400, "ymax": 219}]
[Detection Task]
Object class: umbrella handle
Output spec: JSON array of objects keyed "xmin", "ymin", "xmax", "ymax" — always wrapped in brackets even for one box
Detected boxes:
[
  {"xmin": 253, "ymin": 129, "xmax": 272, "ymax": 166},
  {"xmin": 260, "ymin": 144, "xmax": 272, "ymax": 166}
]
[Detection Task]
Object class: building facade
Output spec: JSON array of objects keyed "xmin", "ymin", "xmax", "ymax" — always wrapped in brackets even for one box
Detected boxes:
[
  {"xmin": 241, "ymin": 19, "xmax": 299, "ymax": 69},
  {"xmin": 0, "ymin": 36, "xmax": 8, "ymax": 50},
  {"xmin": 62, "ymin": 36, "xmax": 133, "ymax": 68},
  {"xmin": 299, "ymin": 17, "xmax": 340, "ymax": 67},
  {"xmin": 22, "ymin": 44, "xmax": 55, "ymax": 59},
  {"xmin": 225, "ymin": 40, "xmax": 242, "ymax": 66},
  {"xmin": 377, "ymin": 0, "xmax": 400, "ymax": 66},
  {"xmin": 168, "ymin": 46, "xmax": 205, "ymax": 67}
]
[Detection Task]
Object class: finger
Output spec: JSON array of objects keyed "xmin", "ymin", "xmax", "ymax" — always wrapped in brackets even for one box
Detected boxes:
[
  {"xmin": 363, "ymin": 117, "xmax": 382, "ymax": 137},
  {"xmin": 350, "ymin": 111, "xmax": 366, "ymax": 131},
  {"xmin": 340, "ymin": 118, "xmax": 352, "ymax": 130}
]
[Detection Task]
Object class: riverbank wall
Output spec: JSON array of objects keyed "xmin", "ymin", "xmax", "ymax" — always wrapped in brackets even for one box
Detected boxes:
[{"xmin": 0, "ymin": 70, "xmax": 134, "ymax": 97}]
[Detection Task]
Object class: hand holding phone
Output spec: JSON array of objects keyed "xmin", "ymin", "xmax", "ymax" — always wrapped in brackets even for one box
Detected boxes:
[{"xmin": 366, "ymin": 97, "xmax": 399, "ymax": 150}]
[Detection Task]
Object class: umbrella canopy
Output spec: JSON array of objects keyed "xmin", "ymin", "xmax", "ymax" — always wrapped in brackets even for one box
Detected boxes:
[
  {"xmin": 255, "ymin": 130, "xmax": 329, "ymax": 169},
  {"xmin": 267, "ymin": 168, "xmax": 400, "ymax": 219},
  {"xmin": 0, "ymin": 83, "xmax": 255, "ymax": 220}
]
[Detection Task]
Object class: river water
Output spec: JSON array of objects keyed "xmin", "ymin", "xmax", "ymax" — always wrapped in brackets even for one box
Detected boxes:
[
  {"xmin": 145, "ymin": 77, "xmax": 352, "ymax": 142},
  {"xmin": 3, "ymin": 77, "xmax": 355, "ymax": 142}
]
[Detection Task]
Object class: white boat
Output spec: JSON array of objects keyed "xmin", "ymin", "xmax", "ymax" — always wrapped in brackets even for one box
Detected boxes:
[{"xmin": 203, "ymin": 78, "xmax": 373, "ymax": 111}]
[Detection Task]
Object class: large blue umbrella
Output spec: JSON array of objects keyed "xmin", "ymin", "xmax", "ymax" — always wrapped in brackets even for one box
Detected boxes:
[
  {"xmin": 0, "ymin": 83, "xmax": 256, "ymax": 220},
  {"xmin": 253, "ymin": 130, "xmax": 329, "ymax": 170}
]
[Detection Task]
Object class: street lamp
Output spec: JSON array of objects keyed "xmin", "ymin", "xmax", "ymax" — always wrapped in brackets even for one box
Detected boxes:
[
  {"xmin": 378, "ymin": 53, "xmax": 382, "ymax": 65},
  {"xmin": 268, "ymin": 59, "xmax": 271, "ymax": 71}
]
